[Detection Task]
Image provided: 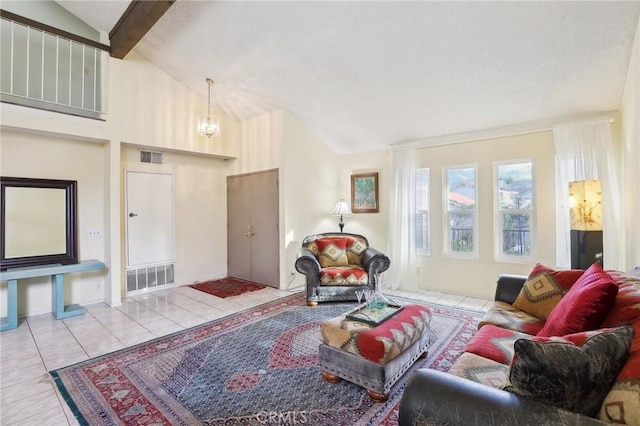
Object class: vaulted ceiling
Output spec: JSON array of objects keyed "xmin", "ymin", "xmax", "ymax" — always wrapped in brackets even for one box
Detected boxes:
[{"xmin": 57, "ymin": 0, "xmax": 640, "ymax": 154}]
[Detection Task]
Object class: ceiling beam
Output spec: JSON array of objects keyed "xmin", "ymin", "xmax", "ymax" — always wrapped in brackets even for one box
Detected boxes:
[{"xmin": 109, "ymin": 0, "xmax": 175, "ymax": 59}]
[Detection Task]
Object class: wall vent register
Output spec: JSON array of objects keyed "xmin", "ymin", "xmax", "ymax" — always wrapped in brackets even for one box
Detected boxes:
[
  {"xmin": 126, "ymin": 263, "xmax": 174, "ymax": 293},
  {"xmin": 139, "ymin": 150, "xmax": 163, "ymax": 164}
]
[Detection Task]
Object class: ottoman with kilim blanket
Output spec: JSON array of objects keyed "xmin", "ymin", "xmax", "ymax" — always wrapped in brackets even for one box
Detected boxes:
[{"xmin": 319, "ymin": 304, "xmax": 431, "ymax": 402}]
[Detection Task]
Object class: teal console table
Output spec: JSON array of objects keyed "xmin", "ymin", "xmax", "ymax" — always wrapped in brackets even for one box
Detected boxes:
[{"xmin": 0, "ymin": 260, "xmax": 106, "ymax": 331}]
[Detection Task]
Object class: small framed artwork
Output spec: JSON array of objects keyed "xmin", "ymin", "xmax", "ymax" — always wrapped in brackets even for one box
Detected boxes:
[{"xmin": 351, "ymin": 172, "xmax": 379, "ymax": 213}]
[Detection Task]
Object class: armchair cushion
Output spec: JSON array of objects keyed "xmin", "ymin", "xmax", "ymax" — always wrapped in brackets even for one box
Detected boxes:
[
  {"xmin": 320, "ymin": 266, "xmax": 367, "ymax": 285},
  {"xmin": 314, "ymin": 237, "xmax": 349, "ymax": 267},
  {"xmin": 503, "ymin": 326, "xmax": 634, "ymax": 417},
  {"xmin": 345, "ymin": 236, "xmax": 367, "ymax": 266}
]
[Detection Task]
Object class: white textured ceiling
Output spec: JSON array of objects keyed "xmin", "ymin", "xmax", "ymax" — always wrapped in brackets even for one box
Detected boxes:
[{"xmin": 57, "ymin": 1, "xmax": 640, "ymax": 154}]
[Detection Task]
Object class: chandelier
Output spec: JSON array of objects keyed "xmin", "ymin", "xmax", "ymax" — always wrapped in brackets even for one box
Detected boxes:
[{"xmin": 198, "ymin": 78, "xmax": 220, "ymax": 138}]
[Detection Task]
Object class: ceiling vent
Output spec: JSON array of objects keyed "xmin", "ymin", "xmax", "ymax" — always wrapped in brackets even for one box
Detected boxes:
[{"xmin": 140, "ymin": 150, "xmax": 163, "ymax": 164}]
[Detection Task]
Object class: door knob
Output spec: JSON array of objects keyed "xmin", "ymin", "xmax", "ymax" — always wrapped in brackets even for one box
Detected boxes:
[
  {"xmin": 246, "ymin": 226, "xmax": 255, "ymax": 237},
  {"xmin": 129, "ymin": 212, "xmax": 138, "ymax": 217}
]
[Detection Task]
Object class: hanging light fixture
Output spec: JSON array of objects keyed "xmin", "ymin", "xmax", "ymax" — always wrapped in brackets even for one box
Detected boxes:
[{"xmin": 198, "ymin": 78, "xmax": 220, "ymax": 138}]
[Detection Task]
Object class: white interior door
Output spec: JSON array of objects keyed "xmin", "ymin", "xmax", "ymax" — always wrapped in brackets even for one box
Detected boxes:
[{"xmin": 126, "ymin": 171, "xmax": 174, "ymax": 267}]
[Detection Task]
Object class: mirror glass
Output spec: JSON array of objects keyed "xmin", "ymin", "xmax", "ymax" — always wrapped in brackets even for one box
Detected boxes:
[
  {"xmin": 5, "ymin": 187, "xmax": 67, "ymax": 258},
  {"xmin": 1, "ymin": 177, "xmax": 78, "ymax": 270}
]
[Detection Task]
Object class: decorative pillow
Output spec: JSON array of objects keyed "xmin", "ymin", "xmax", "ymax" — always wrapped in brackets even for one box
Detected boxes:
[
  {"xmin": 537, "ymin": 262, "xmax": 618, "ymax": 337},
  {"xmin": 512, "ymin": 263, "xmax": 584, "ymax": 320},
  {"xmin": 345, "ymin": 236, "xmax": 367, "ymax": 266},
  {"xmin": 598, "ymin": 320, "xmax": 640, "ymax": 425},
  {"xmin": 315, "ymin": 237, "xmax": 349, "ymax": 268},
  {"xmin": 503, "ymin": 326, "xmax": 635, "ymax": 418}
]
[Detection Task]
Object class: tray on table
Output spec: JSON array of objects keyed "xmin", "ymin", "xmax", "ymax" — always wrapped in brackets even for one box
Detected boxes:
[{"xmin": 346, "ymin": 303, "xmax": 404, "ymax": 326}]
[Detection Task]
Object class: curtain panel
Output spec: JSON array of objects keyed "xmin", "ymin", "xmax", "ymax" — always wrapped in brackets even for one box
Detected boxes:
[
  {"xmin": 385, "ymin": 147, "xmax": 418, "ymax": 290},
  {"xmin": 553, "ymin": 118, "xmax": 622, "ymax": 270}
]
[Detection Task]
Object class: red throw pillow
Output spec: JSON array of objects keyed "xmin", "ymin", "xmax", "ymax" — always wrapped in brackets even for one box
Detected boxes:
[{"xmin": 537, "ymin": 262, "xmax": 618, "ymax": 337}]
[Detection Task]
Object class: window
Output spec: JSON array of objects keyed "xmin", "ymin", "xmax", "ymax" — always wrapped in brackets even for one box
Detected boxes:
[
  {"xmin": 444, "ymin": 165, "xmax": 477, "ymax": 257},
  {"xmin": 416, "ymin": 168, "xmax": 430, "ymax": 255},
  {"xmin": 495, "ymin": 160, "xmax": 535, "ymax": 261}
]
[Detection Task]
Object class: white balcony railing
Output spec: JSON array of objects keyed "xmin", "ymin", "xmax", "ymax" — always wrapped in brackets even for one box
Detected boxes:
[{"xmin": 0, "ymin": 10, "xmax": 109, "ymax": 119}]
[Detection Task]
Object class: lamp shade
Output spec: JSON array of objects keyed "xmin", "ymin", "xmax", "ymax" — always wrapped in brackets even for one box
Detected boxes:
[
  {"xmin": 332, "ymin": 199, "xmax": 353, "ymax": 216},
  {"xmin": 569, "ymin": 180, "xmax": 602, "ymax": 231}
]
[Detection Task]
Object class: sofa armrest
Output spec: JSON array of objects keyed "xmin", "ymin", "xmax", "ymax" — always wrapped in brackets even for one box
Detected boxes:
[
  {"xmin": 494, "ymin": 274, "xmax": 527, "ymax": 304},
  {"xmin": 294, "ymin": 248, "xmax": 320, "ymax": 276},
  {"xmin": 398, "ymin": 369, "xmax": 606, "ymax": 426}
]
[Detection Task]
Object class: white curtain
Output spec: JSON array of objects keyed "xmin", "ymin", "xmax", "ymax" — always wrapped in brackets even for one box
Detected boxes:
[
  {"xmin": 553, "ymin": 118, "xmax": 622, "ymax": 270},
  {"xmin": 385, "ymin": 147, "xmax": 418, "ymax": 290}
]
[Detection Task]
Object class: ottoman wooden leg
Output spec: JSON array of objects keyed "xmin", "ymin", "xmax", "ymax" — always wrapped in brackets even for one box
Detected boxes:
[
  {"xmin": 322, "ymin": 371, "xmax": 342, "ymax": 383},
  {"xmin": 366, "ymin": 389, "xmax": 389, "ymax": 403}
]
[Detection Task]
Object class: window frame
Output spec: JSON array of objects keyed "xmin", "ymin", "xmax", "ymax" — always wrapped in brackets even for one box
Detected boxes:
[
  {"xmin": 443, "ymin": 164, "xmax": 478, "ymax": 259},
  {"xmin": 415, "ymin": 167, "xmax": 430, "ymax": 256},
  {"xmin": 494, "ymin": 159, "xmax": 536, "ymax": 263}
]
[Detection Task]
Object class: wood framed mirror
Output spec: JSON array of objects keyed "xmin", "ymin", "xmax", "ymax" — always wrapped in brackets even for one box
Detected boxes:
[{"xmin": 1, "ymin": 176, "xmax": 78, "ymax": 270}]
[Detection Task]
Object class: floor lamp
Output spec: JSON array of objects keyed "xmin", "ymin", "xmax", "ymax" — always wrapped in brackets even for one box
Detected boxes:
[{"xmin": 569, "ymin": 179, "xmax": 603, "ymax": 270}]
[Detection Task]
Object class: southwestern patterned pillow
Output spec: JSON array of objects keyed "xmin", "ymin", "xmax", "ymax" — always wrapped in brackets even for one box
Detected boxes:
[
  {"xmin": 512, "ymin": 263, "xmax": 584, "ymax": 320},
  {"xmin": 345, "ymin": 236, "xmax": 367, "ymax": 266},
  {"xmin": 503, "ymin": 326, "xmax": 635, "ymax": 418},
  {"xmin": 315, "ymin": 237, "xmax": 349, "ymax": 268}
]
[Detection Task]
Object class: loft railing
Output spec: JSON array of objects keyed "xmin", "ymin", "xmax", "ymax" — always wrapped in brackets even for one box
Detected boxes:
[{"xmin": 0, "ymin": 10, "xmax": 110, "ymax": 119}]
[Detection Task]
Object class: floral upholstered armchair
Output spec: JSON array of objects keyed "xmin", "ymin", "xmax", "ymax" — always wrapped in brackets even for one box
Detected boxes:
[{"xmin": 295, "ymin": 232, "xmax": 391, "ymax": 306}]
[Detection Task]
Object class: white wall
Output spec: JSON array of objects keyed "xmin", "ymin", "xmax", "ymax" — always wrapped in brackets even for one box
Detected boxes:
[
  {"xmin": 337, "ymin": 150, "xmax": 391, "ymax": 251},
  {"xmin": 120, "ymin": 146, "xmax": 230, "ymax": 288},
  {"xmin": 0, "ymin": 45, "xmax": 241, "ymax": 316},
  {"xmin": 621, "ymin": 14, "xmax": 640, "ymax": 270},
  {"xmin": 109, "ymin": 52, "xmax": 239, "ymax": 159},
  {"xmin": 0, "ymin": 131, "xmax": 105, "ymax": 316},
  {"xmin": 227, "ymin": 109, "xmax": 345, "ymax": 290},
  {"xmin": 1, "ymin": 0, "xmax": 100, "ymax": 41},
  {"xmin": 414, "ymin": 131, "xmax": 557, "ymax": 299},
  {"xmin": 281, "ymin": 110, "xmax": 341, "ymax": 287}
]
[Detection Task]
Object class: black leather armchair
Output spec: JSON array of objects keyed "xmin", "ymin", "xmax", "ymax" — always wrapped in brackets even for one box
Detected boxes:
[{"xmin": 294, "ymin": 232, "xmax": 390, "ymax": 306}]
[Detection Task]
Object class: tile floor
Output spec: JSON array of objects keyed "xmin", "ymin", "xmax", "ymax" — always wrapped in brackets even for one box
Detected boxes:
[{"xmin": 0, "ymin": 285, "xmax": 491, "ymax": 426}]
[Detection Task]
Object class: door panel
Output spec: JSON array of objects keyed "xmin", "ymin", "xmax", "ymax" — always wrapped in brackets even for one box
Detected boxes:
[
  {"xmin": 227, "ymin": 174, "xmax": 252, "ymax": 281},
  {"xmin": 126, "ymin": 172, "xmax": 174, "ymax": 267},
  {"xmin": 227, "ymin": 170, "xmax": 279, "ymax": 287},
  {"xmin": 249, "ymin": 171, "xmax": 279, "ymax": 287}
]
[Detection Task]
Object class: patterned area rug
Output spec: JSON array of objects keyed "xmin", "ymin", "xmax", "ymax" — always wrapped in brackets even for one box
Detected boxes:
[
  {"xmin": 50, "ymin": 293, "xmax": 484, "ymax": 425},
  {"xmin": 188, "ymin": 277, "xmax": 266, "ymax": 298}
]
